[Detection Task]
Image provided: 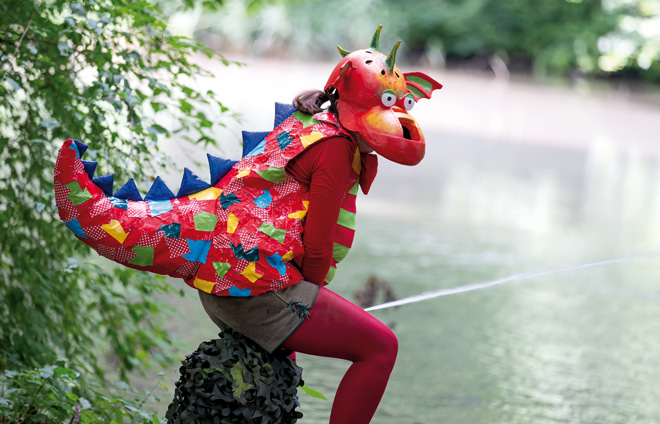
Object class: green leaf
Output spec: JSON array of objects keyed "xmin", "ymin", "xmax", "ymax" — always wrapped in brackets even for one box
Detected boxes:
[{"xmin": 300, "ymin": 385, "xmax": 327, "ymax": 400}]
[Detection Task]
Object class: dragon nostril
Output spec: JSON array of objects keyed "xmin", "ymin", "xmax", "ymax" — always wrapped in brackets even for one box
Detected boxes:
[{"xmin": 366, "ymin": 60, "xmax": 373, "ymax": 64}]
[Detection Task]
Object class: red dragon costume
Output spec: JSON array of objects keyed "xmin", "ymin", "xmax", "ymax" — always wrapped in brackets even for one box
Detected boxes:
[{"xmin": 54, "ymin": 25, "xmax": 442, "ymax": 297}]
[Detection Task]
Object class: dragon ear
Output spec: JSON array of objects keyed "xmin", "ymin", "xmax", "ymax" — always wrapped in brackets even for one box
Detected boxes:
[
  {"xmin": 404, "ymin": 71, "xmax": 443, "ymax": 101},
  {"xmin": 326, "ymin": 61, "xmax": 354, "ymax": 92}
]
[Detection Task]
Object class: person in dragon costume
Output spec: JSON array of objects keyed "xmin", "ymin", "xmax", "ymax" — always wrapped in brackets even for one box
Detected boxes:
[{"xmin": 54, "ymin": 26, "xmax": 442, "ymax": 423}]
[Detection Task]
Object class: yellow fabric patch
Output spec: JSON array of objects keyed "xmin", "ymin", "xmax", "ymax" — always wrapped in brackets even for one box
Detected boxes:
[
  {"xmin": 300, "ymin": 131, "xmax": 324, "ymax": 148},
  {"xmin": 282, "ymin": 250, "xmax": 295, "ymax": 262},
  {"xmin": 352, "ymin": 147, "xmax": 362, "ymax": 175},
  {"xmin": 189, "ymin": 187, "xmax": 222, "ymax": 201},
  {"xmin": 193, "ymin": 277, "xmax": 215, "ymax": 293},
  {"xmin": 227, "ymin": 213, "xmax": 239, "ymax": 233},
  {"xmin": 236, "ymin": 168, "xmax": 251, "ymax": 178},
  {"xmin": 288, "ymin": 200, "xmax": 309, "ymax": 219},
  {"xmin": 241, "ymin": 262, "xmax": 263, "ymax": 283},
  {"xmin": 102, "ymin": 219, "xmax": 128, "ymax": 244}
]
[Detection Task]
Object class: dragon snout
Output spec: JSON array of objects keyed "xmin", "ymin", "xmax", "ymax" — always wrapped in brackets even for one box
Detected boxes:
[
  {"xmin": 357, "ymin": 107, "xmax": 426, "ymax": 166},
  {"xmin": 394, "ymin": 109, "xmax": 423, "ymax": 142}
]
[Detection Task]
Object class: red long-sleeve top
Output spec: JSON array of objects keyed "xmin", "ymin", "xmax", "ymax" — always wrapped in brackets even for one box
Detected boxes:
[{"xmin": 286, "ymin": 136, "xmax": 377, "ymax": 285}]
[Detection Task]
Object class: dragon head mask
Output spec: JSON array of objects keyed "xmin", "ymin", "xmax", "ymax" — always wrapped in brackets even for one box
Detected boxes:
[{"xmin": 324, "ymin": 25, "xmax": 443, "ymax": 166}]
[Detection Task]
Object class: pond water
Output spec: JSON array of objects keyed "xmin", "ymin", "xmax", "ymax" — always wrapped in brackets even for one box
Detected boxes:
[{"xmin": 291, "ymin": 131, "xmax": 660, "ymax": 423}]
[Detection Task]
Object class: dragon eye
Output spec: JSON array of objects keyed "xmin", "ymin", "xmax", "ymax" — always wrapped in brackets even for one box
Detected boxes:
[
  {"xmin": 404, "ymin": 94, "xmax": 415, "ymax": 111},
  {"xmin": 381, "ymin": 91, "xmax": 396, "ymax": 107}
]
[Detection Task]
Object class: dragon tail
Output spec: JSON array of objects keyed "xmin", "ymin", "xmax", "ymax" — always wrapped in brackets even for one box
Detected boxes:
[
  {"xmin": 53, "ymin": 138, "xmax": 237, "ymax": 279},
  {"xmin": 53, "ymin": 103, "xmax": 298, "ymax": 281}
]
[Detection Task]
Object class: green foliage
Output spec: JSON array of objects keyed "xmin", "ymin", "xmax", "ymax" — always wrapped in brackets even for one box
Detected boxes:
[
  {"xmin": 0, "ymin": 0, "xmax": 236, "ymax": 419},
  {"xmin": 0, "ymin": 361, "xmax": 165, "ymax": 423},
  {"xmin": 166, "ymin": 330, "xmax": 304, "ymax": 424},
  {"xmin": 194, "ymin": 0, "xmax": 660, "ymax": 80}
]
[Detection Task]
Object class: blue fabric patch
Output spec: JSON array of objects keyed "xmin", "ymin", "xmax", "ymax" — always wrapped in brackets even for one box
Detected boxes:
[
  {"xmin": 183, "ymin": 239, "xmax": 212, "ymax": 263},
  {"xmin": 245, "ymin": 138, "xmax": 266, "ymax": 158},
  {"xmin": 68, "ymin": 142, "xmax": 80, "ymax": 158},
  {"xmin": 276, "ymin": 131, "xmax": 293, "ymax": 150},
  {"xmin": 65, "ymin": 218, "xmax": 87, "ymax": 239},
  {"xmin": 228, "ymin": 286, "xmax": 252, "ymax": 297},
  {"xmin": 220, "ymin": 192, "xmax": 241, "ymax": 210},
  {"xmin": 148, "ymin": 200, "xmax": 173, "ymax": 216},
  {"xmin": 242, "ymin": 131, "xmax": 269, "ymax": 158},
  {"xmin": 72, "ymin": 139, "xmax": 88, "ymax": 157},
  {"xmin": 253, "ymin": 190, "xmax": 272, "ymax": 208},
  {"xmin": 230, "ymin": 243, "xmax": 260, "ymax": 261},
  {"xmin": 266, "ymin": 253, "xmax": 287, "ymax": 276},
  {"xmin": 109, "ymin": 197, "xmax": 128, "ymax": 210},
  {"xmin": 158, "ymin": 223, "xmax": 181, "ymax": 238}
]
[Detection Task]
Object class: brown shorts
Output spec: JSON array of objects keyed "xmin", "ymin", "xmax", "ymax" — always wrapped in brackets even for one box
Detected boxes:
[{"xmin": 198, "ymin": 280, "xmax": 319, "ymax": 354}]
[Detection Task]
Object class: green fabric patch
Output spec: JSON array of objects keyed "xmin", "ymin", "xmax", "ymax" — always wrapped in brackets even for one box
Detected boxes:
[
  {"xmin": 213, "ymin": 261, "xmax": 231, "ymax": 279},
  {"xmin": 64, "ymin": 181, "xmax": 92, "ymax": 206},
  {"xmin": 256, "ymin": 166, "xmax": 287, "ymax": 184},
  {"xmin": 333, "ymin": 242, "xmax": 351, "ymax": 262},
  {"xmin": 129, "ymin": 246, "xmax": 154, "ymax": 267},
  {"xmin": 337, "ymin": 208, "xmax": 356, "ymax": 230},
  {"xmin": 293, "ymin": 110, "xmax": 321, "ymax": 128},
  {"xmin": 348, "ymin": 180, "xmax": 359, "ymax": 195},
  {"xmin": 258, "ymin": 222, "xmax": 287, "ymax": 243},
  {"xmin": 324, "ymin": 266, "xmax": 337, "ymax": 283},
  {"xmin": 194, "ymin": 211, "xmax": 218, "ymax": 232}
]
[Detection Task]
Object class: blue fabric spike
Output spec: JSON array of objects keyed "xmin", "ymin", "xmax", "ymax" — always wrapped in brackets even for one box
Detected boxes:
[
  {"xmin": 73, "ymin": 139, "xmax": 88, "ymax": 157},
  {"xmin": 113, "ymin": 178, "xmax": 142, "ymax": 201},
  {"xmin": 92, "ymin": 174, "xmax": 114, "ymax": 196},
  {"xmin": 177, "ymin": 168, "xmax": 211, "ymax": 197},
  {"xmin": 145, "ymin": 176, "xmax": 175, "ymax": 201},
  {"xmin": 241, "ymin": 131, "xmax": 269, "ymax": 158},
  {"xmin": 274, "ymin": 103, "xmax": 297, "ymax": 128},
  {"xmin": 207, "ymin": 153, "xmax": 238, "ymax": 185},
  {"xmin": 81, "ymin": 160, "xmax": 98, "ymax": 179}
]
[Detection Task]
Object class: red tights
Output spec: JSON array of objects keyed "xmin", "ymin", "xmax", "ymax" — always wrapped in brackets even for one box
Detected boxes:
[{"xmin": 282, "ymin": 287, "xmax": 398, "ymax": 424}]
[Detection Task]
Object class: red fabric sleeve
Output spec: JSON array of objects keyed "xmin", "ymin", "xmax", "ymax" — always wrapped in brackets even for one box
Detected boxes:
[{"xmin": 286, "ymin": 137, "xmax": 356, "ymax": 285}]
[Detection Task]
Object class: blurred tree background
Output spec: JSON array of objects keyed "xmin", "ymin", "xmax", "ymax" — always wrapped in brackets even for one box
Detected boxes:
[
  {"xmin": 0, "ymin": 0, "xmax": 658, "ymax": 422},
  {"xmin": 185, "ymin": 0, "xmax": 660, "ymax": 81}
]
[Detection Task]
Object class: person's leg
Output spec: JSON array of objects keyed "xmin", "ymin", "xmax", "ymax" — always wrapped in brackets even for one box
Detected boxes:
[{"xmin": 281, "ymin": 287, "xmax": 398, "ymax": 424}]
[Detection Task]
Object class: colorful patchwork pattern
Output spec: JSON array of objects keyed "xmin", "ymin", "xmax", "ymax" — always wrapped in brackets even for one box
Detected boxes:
[{"xmin": 54, "ymin": 105, "xmax": 362, "ymax": 297}]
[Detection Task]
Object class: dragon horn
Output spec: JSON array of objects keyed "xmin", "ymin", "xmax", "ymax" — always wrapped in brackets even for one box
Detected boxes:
[
  {"xmin": 386, "ymin": 40, "xmax": 401, "ymax": 70},
  {"xmin": 337, "ymin": 45, "xmax": 351, "ymax": 58},
  {"xmin": 370, "ymin": 25, "xmax": 383, "ymax": 51}
]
